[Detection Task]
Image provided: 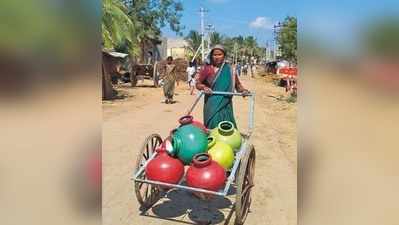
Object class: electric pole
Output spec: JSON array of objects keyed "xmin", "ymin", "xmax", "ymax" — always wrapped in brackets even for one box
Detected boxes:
[{"xmin": 199, "ymin": 7, "xmax": 208, "ymax": 63}]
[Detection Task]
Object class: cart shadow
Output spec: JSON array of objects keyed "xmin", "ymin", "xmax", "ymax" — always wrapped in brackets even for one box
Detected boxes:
[{"xmin": 147, "ymin": 189, "xmax": 234, "ymax": 225}]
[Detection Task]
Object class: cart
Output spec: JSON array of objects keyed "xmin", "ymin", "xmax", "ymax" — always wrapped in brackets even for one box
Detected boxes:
[
  {"xmin": 130, "ymin": 63, "xmax": 159, "ymax": 87},
  {"xmin": 132, "ymin": 91, "xmax": 256, "ymax": 225}
]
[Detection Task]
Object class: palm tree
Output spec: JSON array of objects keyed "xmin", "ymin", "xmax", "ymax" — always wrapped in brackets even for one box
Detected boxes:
[
  {"xmin": 244, "ymin": 36, "xmax": 257, "ymax": 56},
  {"xmin": 102, "ymin": 0, "xmax": 137, "ymax": 53},
  {"xmin": 210, "ymin": 32, "xmax": 223, "ymax": 46},
  {"xmin": 102, "ymin": 0, "xmax": 142, "ymax": 99},
  {"xmin": 185, "ymin": 30, "xmax": 202, "ymax": 53}
]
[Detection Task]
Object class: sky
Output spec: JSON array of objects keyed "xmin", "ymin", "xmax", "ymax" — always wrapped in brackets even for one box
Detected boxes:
[
  {"xmin": 161, "ymin": 0, "xmax": 298, "ymax": 48},
  {"xmin": 162, "ymin": 0, "xmax": 399, "ymax": 52},
  {"xmin": 298, "ymin": 0, "xmax": 399, "ymax": 53}
]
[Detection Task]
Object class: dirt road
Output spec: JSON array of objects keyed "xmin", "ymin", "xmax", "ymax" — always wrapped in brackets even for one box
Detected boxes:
[{"xmin": 103, "ymin": 69, "xmax": 297, "ymax": 225}]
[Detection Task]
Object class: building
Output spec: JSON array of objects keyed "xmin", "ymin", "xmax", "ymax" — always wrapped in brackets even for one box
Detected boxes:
[{"xmin": 166, "ymin": 38, "xmax": 190, "ymax": 59}]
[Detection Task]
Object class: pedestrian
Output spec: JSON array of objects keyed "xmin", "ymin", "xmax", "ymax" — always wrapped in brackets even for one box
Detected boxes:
[
  {"xmin": 187, "ymin": 61, "xmax": 197, "ymax": 95},
  {"xmin": 242, "ymin": 63, "xmax": 248, "ymax": 76},
  {"xmin": 235, "ymin": 62, "xmax": 242, "ymax": 76},
  {"xmin": 250, "ymin": 62, "xmax": 254, "ymax": 78},
  {"xmin": 161, "ymin": 56, "xmax": 177, "ymax": 104},
  {"xmin": 196, "ymin": 45, "xmax": 249, "ymax": 129}
]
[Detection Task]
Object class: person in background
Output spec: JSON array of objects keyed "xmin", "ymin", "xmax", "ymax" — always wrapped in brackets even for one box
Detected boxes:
[
  {"xmin": 235, "ymin": 62, "xmax": 242, "ymax": 76},
  {"xmin": 186, "ymin": 61, "xmax": 196, "ymax": 87},
  {"xmin": 186, "ymin": 61, "xmax": 197, "ymax": 95},
  {"xmin": 242, "ymin": 63, "xmax": 248, "ymax": 76},
  {"xmin": 161, "ymin": 56, "xmax": 177, "ymax": 104}
]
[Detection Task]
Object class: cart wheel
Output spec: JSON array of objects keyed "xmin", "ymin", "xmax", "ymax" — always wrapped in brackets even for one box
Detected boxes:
[
  {"xmin": 134, "ymin": 134, "xmax": 163, "ymax": 209},
  {"xmin": 153, "ymin": 63, "xmax": 159, "ymax": 87},
  {"xmin": 235, "ymin": 144, "xmax": 256, "ymax": 225}
]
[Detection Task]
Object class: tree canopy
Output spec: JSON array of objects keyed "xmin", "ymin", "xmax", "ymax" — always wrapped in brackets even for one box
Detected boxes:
[
  {"xmin": 102, "ymin": 0, "xmax": 184, "ymax": 58},
  {"xmin": 276, "ymin": 16, "xmax": 297, "ymax": 63}
]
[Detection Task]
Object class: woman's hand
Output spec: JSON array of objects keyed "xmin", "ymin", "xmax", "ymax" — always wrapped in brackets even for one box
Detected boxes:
[
  {"xmin": 240, "ymin": 88, "xmax": 250, "ymax": 97},
  {"xmin": 203, "ymin": 87, "xmax": 213, "ymax": 94}
]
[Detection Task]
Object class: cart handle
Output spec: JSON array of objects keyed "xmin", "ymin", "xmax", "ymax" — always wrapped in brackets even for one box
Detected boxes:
[{"xmin": 185, "ymin": 90, "xmax": 256, "ymax": 137}]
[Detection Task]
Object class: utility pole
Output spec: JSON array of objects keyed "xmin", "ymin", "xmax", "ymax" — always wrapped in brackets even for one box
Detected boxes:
[
  {"xmin": 199, "ymin": 7, "xmax": 208, "ymax": 63},
  {"xmin": 233, "ymin": 42, "xmax": 238, "ymax": 64}
]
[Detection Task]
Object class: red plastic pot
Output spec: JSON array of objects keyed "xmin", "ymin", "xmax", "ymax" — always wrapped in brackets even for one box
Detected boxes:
[
  {"xmin": 186, "ymin": 153, "xmax": 226, "ymax": 191},
  {"xmin": 145, "ymin": 146, "xmax": 184, "ymax": 184}
]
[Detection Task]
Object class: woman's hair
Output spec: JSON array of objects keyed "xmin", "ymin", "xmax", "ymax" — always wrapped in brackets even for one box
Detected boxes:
[{"xmin": 167, "ymin": 56, "xmax": 173, "ymax": 61}]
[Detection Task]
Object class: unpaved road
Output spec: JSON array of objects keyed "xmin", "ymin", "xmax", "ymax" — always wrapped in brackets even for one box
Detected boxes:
[{"xmin": 103, "ymin": 69, "xmax": 297, "ymax": 225}]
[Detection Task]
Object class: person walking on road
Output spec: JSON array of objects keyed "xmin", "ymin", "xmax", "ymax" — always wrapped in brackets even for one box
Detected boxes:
[
  {"xmin": 161, "ymin": 56, "xmax": 177, "ymax": 104},
  {"xmin": 186, "ymin": 61, "xmax": 197, "ymax": 95},
  {"xmin": 235, "ymin": 62, "xmax": 242, "ymax": 77}
]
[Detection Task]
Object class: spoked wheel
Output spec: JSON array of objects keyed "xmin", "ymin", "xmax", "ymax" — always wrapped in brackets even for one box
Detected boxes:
[
  {"xmin": 134, "ymin": 134, "xmax": 163, "ymax": 209},
  {"xmin": 235, "ymin": 144, "xmax": 256, "ymax": 225}
]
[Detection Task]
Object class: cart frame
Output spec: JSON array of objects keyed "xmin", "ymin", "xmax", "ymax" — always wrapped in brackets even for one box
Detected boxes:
[{"xmin": 132, "ymin": 91, "xmax": 256, "ymax": 224}]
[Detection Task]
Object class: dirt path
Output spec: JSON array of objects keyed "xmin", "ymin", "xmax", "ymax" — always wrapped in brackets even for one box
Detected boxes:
[{"xmin": 103, "ymin": 69, "xmax": 297, "ymax": 225}]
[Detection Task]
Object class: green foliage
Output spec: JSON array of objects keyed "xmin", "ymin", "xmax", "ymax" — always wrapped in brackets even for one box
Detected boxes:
[
  {"xmin": 102, "ymin": 0, "xmax": 184, "ymax": 57},
  {"xmin": 185, "ymin": 30, "xmax": 202, "ymax": 52},
  {"xmin": 362, "ymin": 16, "xmax": 399, "ymax": 58},
  {"xmin": 102, "ymin": 0, "xmax": 138, "ymax": 55},
  {"xmin": 276, "ymin": 16, "xmax": 297, "ymax": 63},
  {"xmin": 210, "ymin": 32, "xmax": 223, "ymax": 46}
]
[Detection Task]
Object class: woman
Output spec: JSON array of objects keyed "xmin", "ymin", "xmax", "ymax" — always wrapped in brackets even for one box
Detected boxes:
[
  {"xmin": 196, "ymin": 45, "xmax": 249, "ymax": 129},
  {"xmin": 161, "ymin": 56, "xmax": 177, "ymax": 104}
]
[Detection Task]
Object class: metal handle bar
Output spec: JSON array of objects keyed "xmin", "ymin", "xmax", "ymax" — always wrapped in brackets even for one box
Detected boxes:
[{"xmin": 185, "ymin": 90, "xmax": 255, "ymax": 137}]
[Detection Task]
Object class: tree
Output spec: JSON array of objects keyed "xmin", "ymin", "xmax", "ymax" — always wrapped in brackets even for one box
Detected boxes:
[
  {"xmin": 243, "ymin": 36, "xmax": 257, "ymax": 56},
  {"xmin": 102, "ymin": 0, "xmax": 184, "ymax": 58},
  {"xmin": 185, "ymin": 30, "xmax": 202, "ymax": 52},
  {"xmin": 101, "ymin": 0, "xmax": 184, "ymax": 99},
  {"xmin": 361, "ymin": 16, "xmax": 399, "ymax": 58},
  {"xmin": 126, "ymin": 0, "xmax": 184, "ymax": 62},
  {"xmin": 102, "ymin": 0, "xmax": 137, "ymax": 53},
  {"xmin": 102, "ymin": 0, "xmax": 135, "ymax": 100},
  {"xmin": 276, "ymin": 16, "xmax": 297, "ymax": 63},
  {"xmin": 210, "ymin": 32, "xmax": 223, "ymax": 46}
]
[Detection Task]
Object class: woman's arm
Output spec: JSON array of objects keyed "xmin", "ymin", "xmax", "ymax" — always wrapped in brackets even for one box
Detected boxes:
[
  {"xmin": 196, "ymin": 66, "xmax": 212, "ymax": 93},
  {"xmin": 235, "ymin": 73, "xmax": 249, "ymax": 94}
]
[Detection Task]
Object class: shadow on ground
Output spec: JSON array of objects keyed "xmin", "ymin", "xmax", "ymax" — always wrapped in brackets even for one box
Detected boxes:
[{"xmin": 141, "ymin": 189, "xmax": 235, "ymax": 225}]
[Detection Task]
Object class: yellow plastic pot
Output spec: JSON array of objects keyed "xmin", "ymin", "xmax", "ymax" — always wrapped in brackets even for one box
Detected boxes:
[
  {"xmin": 210, "ymin": 121, "xmax": 242, "ymax": 152},
  {"xmin": 207, "ymin": 136, "xmax": 234, "ymax": 170}
]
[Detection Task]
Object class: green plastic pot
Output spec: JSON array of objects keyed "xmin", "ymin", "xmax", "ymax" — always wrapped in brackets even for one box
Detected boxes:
[{"xmin": 168, "ymin": 124, "xmax": 208, "ymax": 165}]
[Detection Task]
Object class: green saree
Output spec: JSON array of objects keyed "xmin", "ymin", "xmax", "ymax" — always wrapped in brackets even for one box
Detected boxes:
[{"xmin": 204, "ymin": 63, "xmax": 237, "ymax": 129}]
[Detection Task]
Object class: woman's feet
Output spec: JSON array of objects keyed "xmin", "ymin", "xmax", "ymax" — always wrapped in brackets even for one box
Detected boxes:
[{"xmin": 162, "ymin": 98, "xmax": 175, "ymax": 104}]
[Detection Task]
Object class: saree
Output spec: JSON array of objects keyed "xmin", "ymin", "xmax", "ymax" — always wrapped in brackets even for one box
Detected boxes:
[
  {"xmin": 163, "ymin": 64, "xmax": 176, "ymax": 99},
  {"xmin": 204, "ymin": 63, "xmax": 237, "ymax": 129}
]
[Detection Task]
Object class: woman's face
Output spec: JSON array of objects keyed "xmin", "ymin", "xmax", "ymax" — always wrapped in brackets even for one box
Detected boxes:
[{"xmin": 212, "ymin": 49, "xmax": 225, "ymax": 65}]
